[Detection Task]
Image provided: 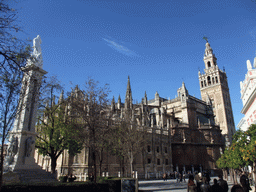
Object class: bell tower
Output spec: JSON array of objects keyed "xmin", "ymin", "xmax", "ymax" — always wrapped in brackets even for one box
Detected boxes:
[{"xmin": 198, "ymin": 39, "xmax": 235, "ymax": 145}]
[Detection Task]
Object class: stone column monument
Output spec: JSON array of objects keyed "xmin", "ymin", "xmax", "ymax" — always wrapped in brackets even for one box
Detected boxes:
[{"xmin": 3, "ymin": 35, "xmax": 56, "ymax": 183}]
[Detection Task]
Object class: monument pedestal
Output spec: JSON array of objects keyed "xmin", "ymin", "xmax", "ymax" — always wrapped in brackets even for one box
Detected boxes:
[{"xmin": 3, "ymin": 36, "xmax": 57, "ymax": 184}]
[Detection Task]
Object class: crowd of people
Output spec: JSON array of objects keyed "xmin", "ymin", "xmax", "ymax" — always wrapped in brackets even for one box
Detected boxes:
[
  {"xmin": 186, "ymin": 171, "xmax": 252, "ymax": 192},
  {"xmin": 161, "ymin": 170, "xmax": 252, "ymax": 192}
]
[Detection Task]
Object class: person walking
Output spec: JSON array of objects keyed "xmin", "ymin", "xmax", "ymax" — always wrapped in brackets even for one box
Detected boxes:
[
  {"xmin": 200, "ymin": 177, "xmax": 210, "ymax": 192},
  {"xmin": 163, "ymin": 172, "xmax": 167, "ymax": 181},
  {"xmin": 187, "ymin": 175, "xmax": 196, "ymax": 192},
  {"xmin": 176, "ymin": 172, "xmax": 180, "ymax": 183},
  {"xmin": 240, "ymin": 173, "xmax": 251, "ymax": 192},
  {"xmin": 218, "ymin": 175, "xmax": 228, "ymax": 192},
  {"xmin": 210, "ymin": 179, "xmax": 222, "ymax": 192}
]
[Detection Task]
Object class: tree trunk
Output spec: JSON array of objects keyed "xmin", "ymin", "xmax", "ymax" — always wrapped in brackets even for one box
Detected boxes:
[
  {"xmin": 99, "ymin": 150, "xmax": 103, "ymax": 177},
  {"xmin": 68, "ymin": 154, "xmax": 74, "ymax": 175},
  {"xmin": 0, "ymin": 134, "xmax": 6, "ymax": 191},
  {"xmin": 50, "ymin": 156, "xmax": 57, "ymax": 174},
  {"xmin": 253, "ymin": 161, "xmax": 256, "ymax": 185},
  {"xmin": 234, "ymin": 169, "xmax": 238, "ymax": 184},
  {"xmin": 92, "ymin": 149, "xmax": 97, "ymax": 183}
]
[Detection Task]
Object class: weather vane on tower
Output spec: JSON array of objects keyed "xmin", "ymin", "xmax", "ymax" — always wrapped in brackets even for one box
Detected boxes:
[{"xmin": 203, "ymin": 36, "xmax": 208, "ymax": 42}]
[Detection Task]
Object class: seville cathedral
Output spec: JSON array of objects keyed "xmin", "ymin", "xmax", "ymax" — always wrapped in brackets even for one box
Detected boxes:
[{"xmin": 35, "ymin": 41, "xmax": 236, "ymax": 178}]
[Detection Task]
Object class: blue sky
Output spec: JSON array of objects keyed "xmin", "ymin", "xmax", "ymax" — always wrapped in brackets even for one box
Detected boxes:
[{"xmin": 12, "ymin": 0, "xmax": 256, "ymax": 128}]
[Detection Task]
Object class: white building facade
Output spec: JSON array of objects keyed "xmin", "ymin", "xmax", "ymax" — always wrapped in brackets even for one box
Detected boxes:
[{"xmin": 238, "ymin": 57, "xmax": 256, "ymax": 131}]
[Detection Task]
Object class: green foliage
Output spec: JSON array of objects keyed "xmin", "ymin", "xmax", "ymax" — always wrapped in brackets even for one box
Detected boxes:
[
  {"xmin": 217, "ymin": 124, "xmax": 256, "ymax": 170},
  {"xmin": 36, "ymin": 79, "xmax": 85, "ymax": 173}
]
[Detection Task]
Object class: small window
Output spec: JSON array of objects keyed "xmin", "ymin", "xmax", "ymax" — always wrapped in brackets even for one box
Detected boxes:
[
  {"xmin": 207, "ymin": 61, "xmax": 211, "ymax": 68},
  {"xmin": 148, "ymin": 158, "xmax": 151, "ymax": 164},
  {"xmin": 156, "ymin": 146, "xmax": 160, "ymax": 153},
  {"xmin": 164, "ymin": 147, "xmax": 167, "ymax": 153},
  {"xmin": 147, "ymin": 145, "xmax": 151, "ymax": 152},
  {"xmin": 204, "ymin": 80, "xmax": 207, "ymax": 87},
  {"xmin": 165, "ymin": 159, "xmax": 168, "ymax": 165},
  {"xmin": 212, "ymin": 77, "xmax": 215, "ymax": 84},
  {"xmin": 215, "ymin": 77, "xmax": 218, "ymax": 83},
  {"xmin": 157, "ymin": 159, "xmax": 160, "ymax": 165},
  {"xmin": 201, "ymin": 81, "xmax": 204, "ymax": 88}
]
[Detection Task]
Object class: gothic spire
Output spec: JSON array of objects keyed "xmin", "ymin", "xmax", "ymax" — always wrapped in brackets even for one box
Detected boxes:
[
  {"xmin": 144, "ymin": 91, "xmax": 148, "ymax": 105},
  {"xmin": 127, "ymin": 75, "xmax": 131, "ymax": 91},
  {"xmin": 125, "ymin": 76, "xmax": 132, "ymax": 109},
  {"xmin": 111, "ymin": 96, "xmax": 115, "ymax": 111}
]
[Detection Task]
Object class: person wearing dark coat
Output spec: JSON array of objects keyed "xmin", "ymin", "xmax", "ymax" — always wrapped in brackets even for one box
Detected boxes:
[
  {"xmin": 218, "ymin": 175, "xmax": 228, "ymax": 192},
  {"xmin": 211, "ymin": 179, "xmax": 223, "ymax": 192},
  {"xmin": 240, "ymin": 174, "xmax": 251, "ymax": 192}
]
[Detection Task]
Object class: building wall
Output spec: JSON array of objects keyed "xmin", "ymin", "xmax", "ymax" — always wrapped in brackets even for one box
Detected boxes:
[
  {"xmin": 238, "ymin": 58, "xmax": 256, "ymax": 131},
  {"xmin": 34, "ymin": 43, "xmax": 228, "ymax": 178}
]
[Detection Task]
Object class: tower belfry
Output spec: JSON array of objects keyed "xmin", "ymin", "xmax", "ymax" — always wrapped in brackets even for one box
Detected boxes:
[{"xmin": 199, "ymin": 41, "xmax": 235, "ymax": 144}]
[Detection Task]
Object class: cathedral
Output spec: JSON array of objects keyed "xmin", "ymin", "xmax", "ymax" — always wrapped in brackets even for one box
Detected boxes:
[{"xmin": 35, "ymin": 41, "xmax": 235, "ymax": 178}]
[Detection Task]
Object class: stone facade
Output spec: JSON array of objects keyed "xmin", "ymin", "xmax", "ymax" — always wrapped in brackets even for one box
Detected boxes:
[
  {"xmin": 237, "ymin": 57, "xmax": 256, "ymax": 131},
  {"xmin": 35, "ymin": 42, "xmax": 230, "ymax": 178},
  {"xmin": 198, "ymin": 41, "xmax": 236, "ymax": 145}
]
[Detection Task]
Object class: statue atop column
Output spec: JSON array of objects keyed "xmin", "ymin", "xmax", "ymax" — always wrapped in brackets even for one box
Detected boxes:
[{"xmin": 27, "ymin": 35, "xmax": 43, "ymax": 68}]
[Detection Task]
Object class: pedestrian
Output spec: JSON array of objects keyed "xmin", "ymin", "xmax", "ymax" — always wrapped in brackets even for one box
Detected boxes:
[
  {"xmin": 218, "ymin": 175, "xmax": 228, "ymax": 192},
  {"xmin": 194, "ymin": 172, "xmax": 200, "ymax": 192},
  {"xmin": 176, "ymin": 171, "xmax": 180, "ymax": 183},
  {"xmin": 200, "ymin": 177, "xmax": 210, "ymax": 192},
  {"xmin": 62, "ymin": 174, "xmax": 68, "ymax": 182},
  {"xmin": 68, "ymin": 173, "xmax": 76, "ymax": 182},
  {"xmin": 210, "ymin": 179, "xmax": 222, "ymax": 192},
  {"xmin": 240, "ymin": 173, "xmax": 251, "ymax": 192},
  {"xmin": 204, "ymin": 171, "xmax": 210, "ymax": 184},
  {"xmin": 231, "ymin": 184, "xmax": 244, "ymax": 192},
  {"xmin": 183, "ymin": 171, "xmax": 186, "ymax": 182},
  {"xmin": 187, "ymin": 175, "xmax": 196, "ymax": 192},
  {"xmin": 163, "ymin": 172, "xmax": 167, "ymax": 181},
  {"xmin": 89, "ymin": 172, "xmax": 94, "ymax": 182},
  {"xmin": 180, "ymin": 172, "xmax": 183, "ymax": 182}
]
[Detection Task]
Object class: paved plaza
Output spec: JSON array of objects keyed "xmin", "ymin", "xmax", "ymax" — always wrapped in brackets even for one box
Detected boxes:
[{"xmin": 139, "ymin": 177, "xmax": 234, "ymax": 192}]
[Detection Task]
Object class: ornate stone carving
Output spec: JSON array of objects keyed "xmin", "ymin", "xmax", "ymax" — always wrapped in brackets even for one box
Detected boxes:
[
  {"xmin": 25, "ymin": 136, "xmax": 35, "ymax": 157},
  {"xmin": 5, "ymin": 136, "xmax": 19, "ymax": 164}
]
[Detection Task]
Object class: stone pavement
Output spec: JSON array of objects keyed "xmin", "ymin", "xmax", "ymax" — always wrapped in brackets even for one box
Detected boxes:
[{"xmin": 139, "ymin": 177, "xmax": 235, "ymax": 192}]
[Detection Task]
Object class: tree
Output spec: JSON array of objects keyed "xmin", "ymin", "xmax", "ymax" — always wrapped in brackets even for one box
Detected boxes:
[
  {"xmin": 241, "ymin": 124, "xmax": 256, "ymax": 184},
  {"xmin": 0, "ymin": 0, "xmax": 31, "ymax": 189},
  {"xmin": 217, "ymin": 127, "xmax": 256, "ymax": 184},
  {"xmin": 69, "ymin": 78, "xmax": 110, "ymax": 182},
  {"xmin": 110, "ymin": 113, "xmax": 147, "ymax": 177},
  {"xmin": 35, "ymin": 78, "xmax": 85, "ymax": 174}
]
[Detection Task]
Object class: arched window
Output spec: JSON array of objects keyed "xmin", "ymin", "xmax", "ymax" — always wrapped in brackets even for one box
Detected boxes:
[
  {"xmin": 207, "ymin": 76, "xmax": 211, "ymax": 85},
  {"xmin": 201, "ymin": 81, "xmax": 204, "ymax": 88},
  {"xmin": 212, "ymin": 77, "xmax": 215, "ymax": 84},
  {"xmin": 207, "ymin": 61, "xmax": 211, "ymax": 68},
  {"xmin": 215, "ymin": 76, "xmax": 218, "ymax": 83}
]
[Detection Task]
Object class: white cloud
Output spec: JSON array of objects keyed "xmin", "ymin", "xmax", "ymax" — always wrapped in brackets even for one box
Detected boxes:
[{"xmin": 103, "ymin": 38, "xmax": 138, "ymax": 57}]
